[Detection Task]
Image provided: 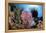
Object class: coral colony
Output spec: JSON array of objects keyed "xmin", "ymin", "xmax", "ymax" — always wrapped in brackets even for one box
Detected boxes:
[{"xmin": 8, "ymin": 3, "xmax": 43, "ymax": 30}]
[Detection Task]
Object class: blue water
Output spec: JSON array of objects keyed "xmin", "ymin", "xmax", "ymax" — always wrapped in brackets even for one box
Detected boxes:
[{"xmin": 15, "ymin": 4, "xmax": 43, "ymax": 17}]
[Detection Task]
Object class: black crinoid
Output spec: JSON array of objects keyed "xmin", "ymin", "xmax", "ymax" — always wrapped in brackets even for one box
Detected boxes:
[{"xmin": 31, "ymin": 8, "xmax": 38, "ymax": 28}]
